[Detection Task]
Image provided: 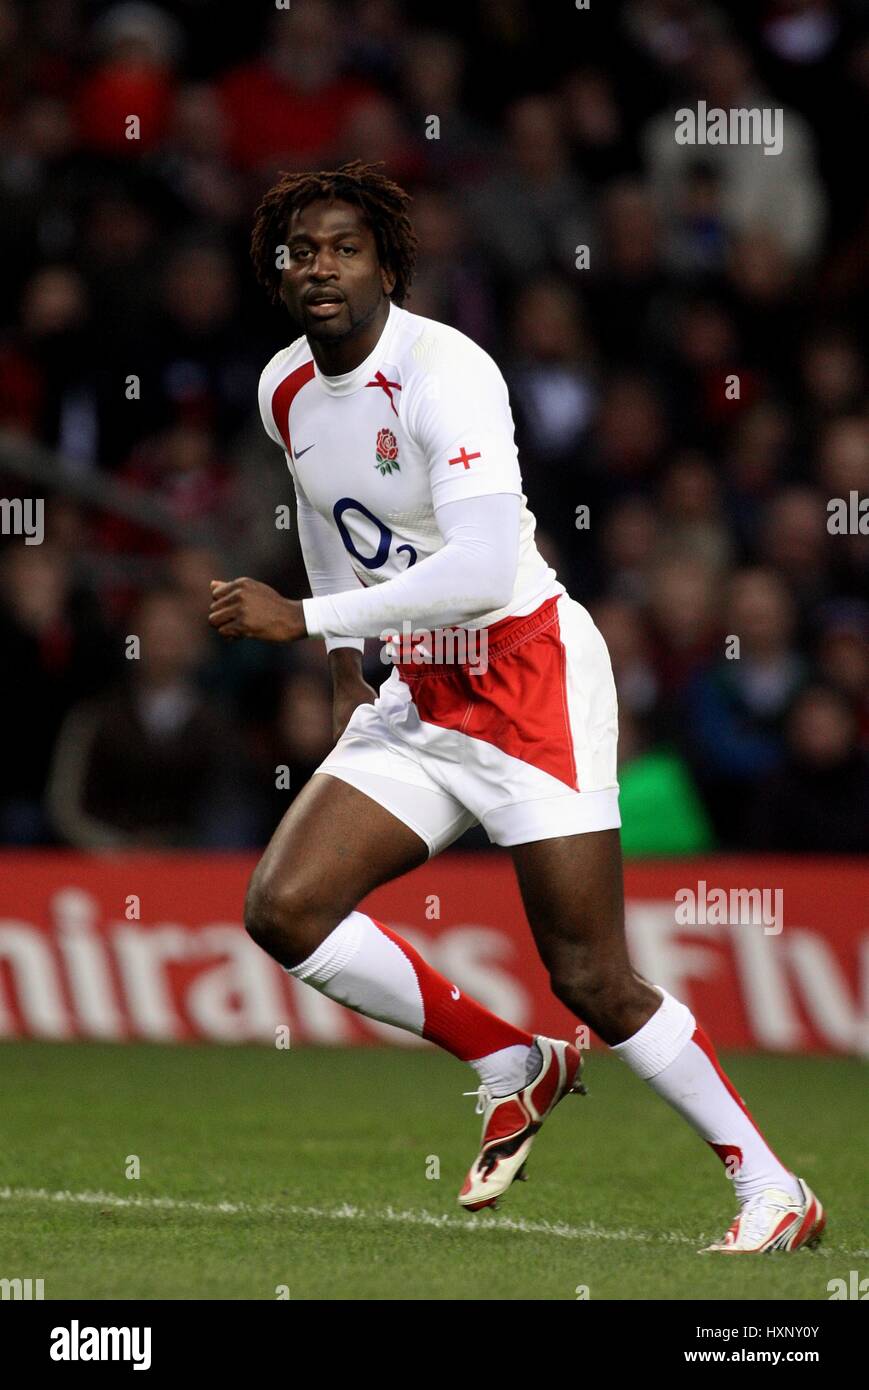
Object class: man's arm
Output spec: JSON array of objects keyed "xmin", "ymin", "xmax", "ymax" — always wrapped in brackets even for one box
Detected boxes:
[
  {"xmin": 209, "ymin": 491, "xmax": 521, "ymax": 642},
  {"xmin": 295, "ymin": 481, "xmax": 377, "ymax": 738},
  {"xmin": 303, "ymin": 491, "xmax": 521, "ymax": 639},
  {"xmin": 327, "ymin": 645, "xmax": 377, "ymax": 743},
  {"xmin": 293, "ymin": 483, "xmax": 365, "ymax": 657}
]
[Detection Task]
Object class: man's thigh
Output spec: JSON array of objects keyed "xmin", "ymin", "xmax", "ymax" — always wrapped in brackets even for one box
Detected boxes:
[
  {"xmin": 251, "ymin": 683, "xmax": 477, "ymax": 950},
  {"xmin": 251, "ymin": 772, "xmax": 430, "ymax": 950}
]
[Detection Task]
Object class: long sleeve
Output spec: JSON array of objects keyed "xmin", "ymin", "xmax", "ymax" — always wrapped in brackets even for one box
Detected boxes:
[
  {"xmin": 294, "ymin": 478, "xmax": 365, "ymax": 655},
  {"xmin": 258, "ymin": 356, "xmax": 366, "ymax": 656},
  {"xmin": 302, "ymin": 492, "xmax": 521, "ymax": 641}
]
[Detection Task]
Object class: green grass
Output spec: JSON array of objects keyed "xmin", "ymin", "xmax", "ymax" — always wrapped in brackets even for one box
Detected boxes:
[{"xmin": 0, "ymin": 1043, "xmax": 864, "ymax": 1300}]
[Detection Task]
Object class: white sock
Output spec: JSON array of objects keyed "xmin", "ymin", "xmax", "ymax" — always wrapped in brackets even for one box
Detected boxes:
[
  {"xmin": 287, "ymin": 911, "xmax": 535, "ymax": 1085},
  {"xmin": 473, "ymin": 1041, "xmax": 542, "ymax": 1098},
  {"xmin": 288, "ymin": 910, "xmax": 424, "ymax": 1033},
  {"xmin": 613, "ymin": 988, "xmax": 800, "ymax": 1204}
]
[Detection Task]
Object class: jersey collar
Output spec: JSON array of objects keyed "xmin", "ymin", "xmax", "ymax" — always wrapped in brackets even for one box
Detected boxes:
[{"xmin": 312, "ymin": 300, "xmax": 401, "ymax": 397}]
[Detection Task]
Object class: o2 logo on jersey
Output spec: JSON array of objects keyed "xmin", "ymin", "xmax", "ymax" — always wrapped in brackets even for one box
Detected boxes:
[{"xmin": 333, "ymin": 498, "xmax": 417, "ymax": 571}]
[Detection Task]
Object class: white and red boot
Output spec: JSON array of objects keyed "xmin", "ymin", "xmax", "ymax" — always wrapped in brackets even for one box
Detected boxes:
[
  {"xmin": 701, "ymin": 1178, "xmax": 826, "ymax": 1253},
  {"xmin": 458, "ymin": 1035, "xmax": 585, "ymax": 1212}
]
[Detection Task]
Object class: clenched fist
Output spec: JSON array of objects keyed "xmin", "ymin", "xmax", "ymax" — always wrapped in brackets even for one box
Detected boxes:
[{"xmin": 208, "ymin": 578, "xmax": 306, "ymax": 643}]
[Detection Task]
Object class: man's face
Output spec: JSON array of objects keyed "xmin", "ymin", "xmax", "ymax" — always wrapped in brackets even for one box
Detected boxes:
[{"xmin": 279, "ymin": 198, "xmax": 395, "ymax": 341}]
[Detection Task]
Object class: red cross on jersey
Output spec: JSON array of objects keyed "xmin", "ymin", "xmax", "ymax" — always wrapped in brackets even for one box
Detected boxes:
[
  {"xmin": 448, "ymin": 446, "xmax": 482, "ymax": 470},
  {"xmin": 366, "ymin": 370, "xmax": 402, "ymax": 415}
]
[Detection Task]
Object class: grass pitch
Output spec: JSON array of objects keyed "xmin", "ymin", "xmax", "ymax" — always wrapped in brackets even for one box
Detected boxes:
[{"xmin": 0, "ymin": 1042, "xmax": 864, "ymax": 1300}]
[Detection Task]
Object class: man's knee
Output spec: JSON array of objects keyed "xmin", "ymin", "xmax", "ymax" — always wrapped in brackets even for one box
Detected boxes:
[
  {"xmin": 550, "ymin": 960, "xmax": 617, "ymax": 1013},
  {"xmin": 244, "ymin": 859, "xmax": 335, "ymax": 964},
  {"xmin": 549, "ymin": 956, "xmax": 647, "ymax": 1036},
  {"xmin": 547, "ymin": 961, "xmax": 656, "ymax": 1045}
]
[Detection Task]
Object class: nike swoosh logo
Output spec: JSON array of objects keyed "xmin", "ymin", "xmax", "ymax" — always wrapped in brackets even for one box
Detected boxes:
[
  {"xmin": 450, "ymin": 985, "xmax": 461, "ymax": 1000},
  {"xmin": 294, "ymin": 444, "xmax": 315, "ymax": 459}
]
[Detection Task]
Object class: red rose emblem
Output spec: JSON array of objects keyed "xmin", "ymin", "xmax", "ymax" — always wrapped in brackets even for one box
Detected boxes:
[{"xmin": 376, "ymin": 428, "xmax": 398, "ymax": 461}]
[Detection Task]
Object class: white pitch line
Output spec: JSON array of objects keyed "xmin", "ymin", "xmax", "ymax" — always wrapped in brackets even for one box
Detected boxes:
[
  {"xmin": 0, "ymin": 1186, "xmax": 866, "ymax": 1258},
  {"xmin": 0, "ymin": 1185, "xmax": 682, "ymax": 1244}
]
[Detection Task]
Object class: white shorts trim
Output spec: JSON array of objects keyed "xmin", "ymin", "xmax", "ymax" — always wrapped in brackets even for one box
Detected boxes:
[{"xmin": 483, "ymin": 786, "xmax": 621, "ymax": 846}]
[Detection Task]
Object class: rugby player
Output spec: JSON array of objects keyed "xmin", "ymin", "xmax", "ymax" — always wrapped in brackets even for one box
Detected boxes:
[{"xmin": 208, "ymin": 162, "xmax": 824, "ymax": 1252}]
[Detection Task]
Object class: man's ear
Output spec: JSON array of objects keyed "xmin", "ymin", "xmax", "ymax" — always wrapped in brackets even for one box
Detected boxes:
[{"xmin": 381, "ymin": 265, "xmax": 397, "ymax": 298}]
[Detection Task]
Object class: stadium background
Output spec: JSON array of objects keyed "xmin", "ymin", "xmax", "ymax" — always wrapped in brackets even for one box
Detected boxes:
[{"xmin": 0, "ymin": 0, "xmax": 866, "ymax": 1302}]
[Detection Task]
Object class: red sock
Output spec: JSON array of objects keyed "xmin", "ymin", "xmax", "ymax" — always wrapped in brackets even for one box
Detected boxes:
[{"xmin": 373, "ymin": 918, "xmax": 533, "ymax": 1060}]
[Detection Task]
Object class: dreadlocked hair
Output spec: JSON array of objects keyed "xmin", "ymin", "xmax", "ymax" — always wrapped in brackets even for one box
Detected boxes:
[{"xmin": 250, "ymin": 159, "xmax": 418, "ymax": 307}]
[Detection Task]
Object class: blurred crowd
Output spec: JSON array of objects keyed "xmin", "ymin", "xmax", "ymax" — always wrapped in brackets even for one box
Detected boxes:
[{"xmin": 0, "ymin": 0, "xmax": 867, "ymax": 853}]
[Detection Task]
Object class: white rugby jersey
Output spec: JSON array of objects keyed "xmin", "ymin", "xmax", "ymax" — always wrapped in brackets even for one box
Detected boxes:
[{"xmin": 257, "ymin": 301, "xmax": 560, "ymax": 645}]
